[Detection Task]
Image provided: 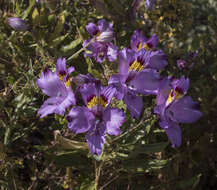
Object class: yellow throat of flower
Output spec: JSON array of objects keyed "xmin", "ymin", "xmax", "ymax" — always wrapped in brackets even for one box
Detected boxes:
[
  {"xmin": 129, "ymin": 60, "xmax": 144, "ymax": 72},
  {"xmin": 167, "ymin": 89, "xmax": 183, "ymax": 105},
  {"xmin": 137, "ymin": 42, "xmax": 152, "ymax": 51},
  {"xmin": 87, "ymin": 96, "xmax": 107, "ymax": 109},
  {"xmin": 64, "ymin": 79, "xmax": 70, "ymax": 88},
  {"xmin": 59, "ymin": 74, "xmax": 65, "ymax": 81}
]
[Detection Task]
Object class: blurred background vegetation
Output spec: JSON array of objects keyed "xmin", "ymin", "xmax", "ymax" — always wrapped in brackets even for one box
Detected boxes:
[{"xmin": 0, "ymin": 0, "xmax": 217, "ymax": 189}]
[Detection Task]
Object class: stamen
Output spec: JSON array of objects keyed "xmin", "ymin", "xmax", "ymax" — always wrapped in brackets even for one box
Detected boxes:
[
  {"xmin": 64, "ymin": 79, "xmax": 70, "ymax": 88},
  {"xmin": 143, "ymin": 43, "xmax": 152, "ymax": 51},
  {"xmin": 137, "ymin": 42, "xmax": 142, "ymax": 51},
  {"xmin": 129, "ymin": 60, "xmax": 143, "ymax": 72},
  {"xmin": 166, "ymin": 87, "xmax": 183, "ymax": 105},
  {"xmin": 59, "ymin": 74, "xmax": 65, "ymax": 81},
  {"xmin": 87, "ymin": 95, "xmax": 107, "ymax": 109}
]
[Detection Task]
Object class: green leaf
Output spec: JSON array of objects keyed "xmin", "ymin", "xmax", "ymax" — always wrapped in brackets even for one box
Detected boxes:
[
  {"xmin": 61, "ymin": 38, "xmax": 82, "ymax": 54},
  {"xmin": 22, "ymin": 0, "xmax": 35, "ymax": 19},
  {"xmin": 54, "ymin": 131, "xmax": 89, "ymax": 151}
]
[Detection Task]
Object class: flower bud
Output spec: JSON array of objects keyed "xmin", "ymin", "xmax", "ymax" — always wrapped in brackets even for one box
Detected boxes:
[
  {"xmin": 8, "ymin": 17, "xmax": 28, "ymax": 31},
  {"xmin": 96, "ymin": 31, "xmax": 114, "ymax": 43}
]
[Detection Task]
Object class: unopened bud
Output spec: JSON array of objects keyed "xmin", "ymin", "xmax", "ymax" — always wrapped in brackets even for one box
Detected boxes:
[
  {"xmin": 96, "ymin": 31, "xmax": 114, "ymax": 43},
  {"xmin": 8, "ymin": 17, "xmax": 28, "ymax": 31}
]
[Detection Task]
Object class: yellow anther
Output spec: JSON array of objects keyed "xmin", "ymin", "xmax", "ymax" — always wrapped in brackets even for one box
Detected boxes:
[
  {"xmin": 174, "ymin": 90, "xmax": 182, "ymax": 100},
  {"xmin": 64, "ymin": 79, "xmax": 70, "ymax": 88},
  {"xmin": 166, "ymin": 89, "xmax": 182, "ymax": 105},
  {"xmin": 87, "ymin": 96, "xmax": 107, "ymax": 109},
  {"xmin": 143, "ymin": 43, "xmax": 152, "ymax": 51},
  {"xmin": 137, "ymin": 42, "xmax": 142, "ymax": 51},
  {"xmin": 59, "ymin": 74, "xmax": 65, "ymax": 81},
  {"xmin": 129, "ymin": 60, "xmax": 143, "ymax": 72}
]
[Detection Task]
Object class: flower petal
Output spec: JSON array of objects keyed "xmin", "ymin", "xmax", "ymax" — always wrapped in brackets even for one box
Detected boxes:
[
  {"xmin": 119, "ymin": 48, "xmax": 135, "ymax": 75},
  {"xmin": 86, "ymin": 122, "xmax": 106, "ymax": 155},
  {"xmin": 56, "ymin": 58, "xmax": 67, "ymax": 76},
  {"xmin": 67, "ymin": 106, "xmax": 95, "ymax": 134},
  {"xmin": 166, "ymin": 96, "xmax": 202, "ymax": 123},
  {"xmin": 159, "ymin": 120, "xmax": 182, "ymax": 148},
  {"xmin": 36, "ymin": 69, "xmax": 67, "ymax": 97},
  {"xmin": 147, "ymin": 50, "xmax": 168, "ymax": 70},
  {"xmin": 107, "ymin": 43, "xmax": 118, "ymax": 62},
  {"xmin": 124, "ymin": 90, "xmax": 143, "ymax": 119},
  {"xmin": 86, "ymin": 22, "xmax": 98, "ymax": 36},
  {"xmin": 130, "ymin": 69, "xmax": 161, "ymax": 95},
  {"xmin": 130, "ymin": 30, "xmax": 146, "ymax": 51},
  {"xmin": 103, "ymin": 108, "xmax": 125, "ymax": 136}
]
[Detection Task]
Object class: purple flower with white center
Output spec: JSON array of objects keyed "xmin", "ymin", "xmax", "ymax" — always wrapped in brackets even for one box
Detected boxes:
[
  {"xmin": 8, "ymin": 17, "xmax": 28, "ymax": 31},
  {"xmin": 145, "ymin": 0, "xmax": 156, "ymax": 10},
  {"xmin": 83, "ymin": 19, "xmax": 118, "ymax": 63},
  {"xmin": 130, "ymin": 30, "xmax": 158, "ymax": 52},
  {"xmin": 109, "ymin": 48, "xmax": 163, "ymax": 118},
  {"xmin": 37, "ymin": 68, "xmax": 76, "ymax": 118},
  {"xmin": 67, "ymin": 83, "xmax": 125, "ymax": 155},
  {"xmin": 154, "ymin": 76, "xmax": 202, "ymax": 147}
]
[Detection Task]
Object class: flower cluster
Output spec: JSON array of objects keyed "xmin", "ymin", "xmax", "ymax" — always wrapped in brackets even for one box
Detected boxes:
[{"xmin": 37, "ymin": 19, "xmax": 202, "ymax": 155}]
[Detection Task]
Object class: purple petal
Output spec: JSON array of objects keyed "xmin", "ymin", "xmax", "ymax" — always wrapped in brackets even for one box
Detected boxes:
[
  {"xmin": 86, "ymin": 122, "xmax": 106, "ymax": 155},
  {"xmin": 36, "ymin": 69, "xmax": 67, "ymax": 97},
  {"xmin": 166, "ymin": 96, "xmax": 202, "ymax": 123},
  {"xmin": 67, "ymin": 106, "xmax": 95, "ymax": 134},
  {"xmin": 108, "ymin": 74, "xmax": 127, "ymax": 100},
  {"xmin": 96, "ymin": 31, "xmax": 114, "ymax": 43},
  {"xmin": 156, "ymin": 78, "xmax": 171, "ymax": 105},
  {"xmin": 146, "ymin": 34, "xmax": 158, "ymax": 49},
  {"xmin": 145, "ymin": 0, "xmax": 156, "ymax": 10},
  {"xmin": 86, "ymin": 22, "xmax": 99, "ymax": 36},
  {"xmin": 68, "ymin": 66, "xmax": 75, "ymax": 74},
  {"xmin": 38, "ymin": 97, "xmax": 61, "ymax": 118},
  {"xmin": 79, "ymin": 83, "xmax": 97, "ymax": 106},
  {"xmin": 130, "ymin": 69, "xmax": 161, "ymax": 95},
  {"xmin": 107, "ymin": 43, "xmax": 118, "ymax": 62},
  {"xmin": 147, "ymin": 50, "xmax": 168, "ymax": 70},
  {"xmin": 130, "ymin": 30, "xmax": 146, "ymax": 51},
  {"xmin": 97, "ymin": 19, "xmax": 111, "ymax": 32},
  {"xmin": 103, "ymin": 108, "xmax": 125, "ymax": 136},
  {"xmin": 119, "ymin": 48, "xmax": 135, "ymax": 75},
  {"xmin": 159, "ymin": 120, "xmax": 182, "ymax": 147},
  {"xmin": 124, "ymin": 90, "xmax": 143, "ymax": 119},
  {"xmin": 171, "ymin": 76, "xmax": 189, "ymax": 95},
  {"xmin": 8, "ymin": 17, "xmax": 28, "ymax": 31},
  {"xmin": 100, "ymin": 85, "xmax": 116, "ymax": 106},
  {"xmin": 56, "ymin": 58, "xmax": 67, "ymax": 76}
]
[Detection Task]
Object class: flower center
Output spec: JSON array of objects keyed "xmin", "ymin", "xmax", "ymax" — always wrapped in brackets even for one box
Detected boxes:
[
  {"xmin": 87, "ymin": 95, "xmax": 107, "ymax": 109},
  {"xmin": 166, "ymin": 87, "xmax": 183, "ymax": 105},
  {"xmin": 143, "ymin": 42, "xmax": 152, "ymax": 51},
  {"xmin": 58, "ymin": 71, "xmax": 66, "ymax": 81},
  {"xmin": 129, "ymin": 60, "xmax": 144, "ymax": 72}
]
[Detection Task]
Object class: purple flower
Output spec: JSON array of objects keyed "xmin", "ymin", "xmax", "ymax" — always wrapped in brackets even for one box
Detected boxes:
[
  {"xmin": 56, "ymin": 58, "xmax": 74, "ymax": 83},
  {"xmin": 130, "ymin": 30, "xmax": 158, "ymax": 52},
  {"xmin": 177, "ymin": 59, "xmax": 187, "ymax": 70},
  {"xmin": 8, "ymin": 17, "xmax": 28, "ymax": 31},
  {"xmin": 67, "ymin": 83, "xmax": 125, "ymax": 155},
  {"xmin": 83, "ymin": 19, "xmax": 118, "ymax": 63},
  {"xmin": 83, "ymin": 40, "xmax": 118, "ymax": 63},
  {"xmin": 177, "ymin": 52, "xmax": 198, "ymax": 69},
  {"xmin": 86, "ymin": 19, "xmax": 114, "ymax": 43},
  {"xmin": 154, "ymin": 76, "xmax": 202, "ymax": 147},
  {"xmin": 109, "ymin": 48, "xmax": 163, "ymax": 118},
  {"xmin": 145, "ymin": 0, "xmax": 156, "ymax": 10},
  {"xmin": 37, "ymin": 59, "xmax": 76, "ymax": 118}
]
